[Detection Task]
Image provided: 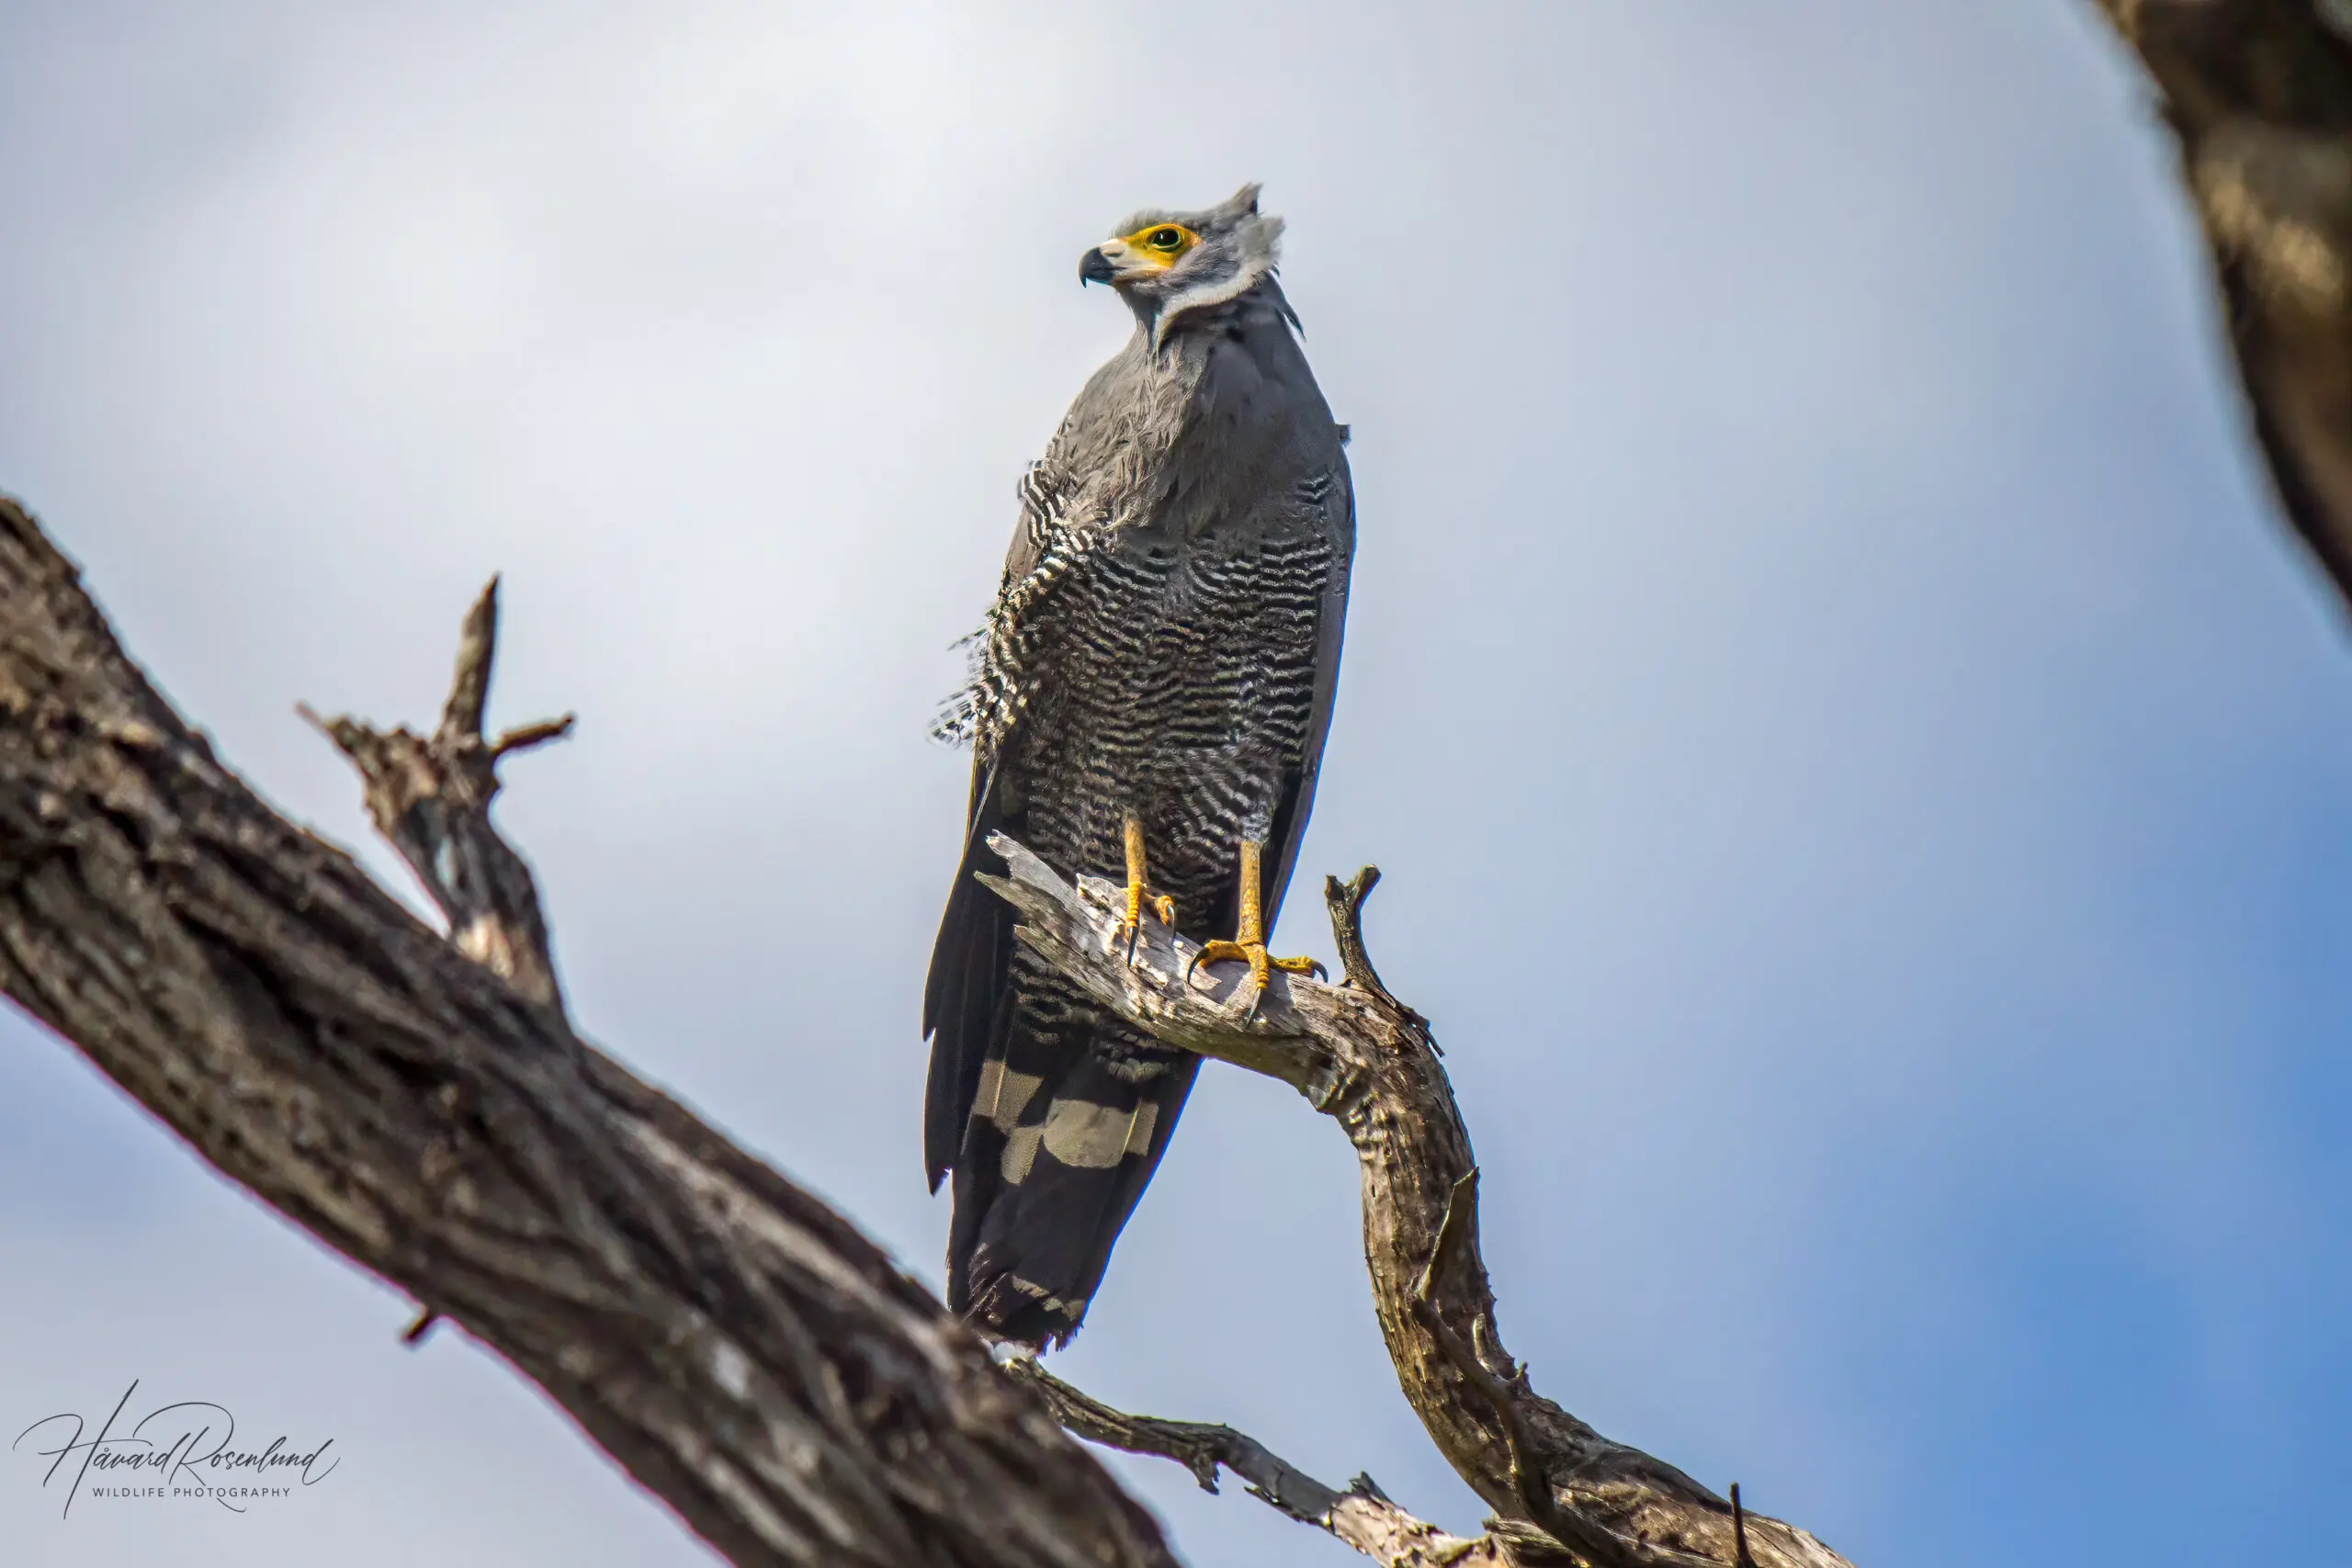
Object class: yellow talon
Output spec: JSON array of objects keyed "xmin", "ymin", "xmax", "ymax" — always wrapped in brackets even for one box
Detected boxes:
[
  {"xmin": 1186, "ymin": 938, "xmax": 1326, "ymax": 985},
  {"xmin": 1183, "ymin": 938, "xmax": 1327, "ymax": 1021},
  {"xmin": 1117, "ymin": 817, "xmax": 1178, "ymax": 962},
  {"xmin": 1186, "ymin": 937, "xmax": 1252, "ymax": 985},
  {"xmin": 1117, "ymin": 881, "xmax": 1179, "ymax": 958},
  {"xmin": 1182, "ymin": 839, "xmax": 1327, "ymax": 1020}
]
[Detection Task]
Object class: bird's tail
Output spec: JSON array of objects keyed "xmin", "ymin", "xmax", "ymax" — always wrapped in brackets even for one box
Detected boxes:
[{"xmin": 946, "ymin": 1010, "xmax": 1199, "ymax": 1349}]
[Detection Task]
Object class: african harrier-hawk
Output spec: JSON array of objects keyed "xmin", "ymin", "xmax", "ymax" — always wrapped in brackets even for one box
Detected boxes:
[{"xmin": 925, "ymin": 184, "xmax": 1353, "ymax": 1348}]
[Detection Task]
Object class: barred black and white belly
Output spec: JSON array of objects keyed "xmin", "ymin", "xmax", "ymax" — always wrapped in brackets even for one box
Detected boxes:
[{"xmin": 1008, "ymin": 516, "xmax": 1333, "ymax": 941}]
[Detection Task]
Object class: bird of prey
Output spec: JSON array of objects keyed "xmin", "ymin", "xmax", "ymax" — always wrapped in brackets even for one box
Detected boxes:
[{"xmin": 923, "ymin": 184, "xmax": 1354, "ymax": 1348}]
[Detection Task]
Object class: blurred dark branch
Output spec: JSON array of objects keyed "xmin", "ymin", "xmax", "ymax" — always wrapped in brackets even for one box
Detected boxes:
[
  {"xmin": 0, "ymin": 495, "xmax": 1173, "ymax": 1568},
  {"xmin": 2096, "ymin": 0, "xmax": 2352, "ymax": 613},
  {"xmin": 980, "ymin": 837, "xmax": 1856, "ymax": 1568}
]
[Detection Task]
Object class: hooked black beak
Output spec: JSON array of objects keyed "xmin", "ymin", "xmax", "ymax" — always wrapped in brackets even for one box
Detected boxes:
[{"xmin": 1079, "ymin": 245, "xmax": 1119, "ymax": 286}]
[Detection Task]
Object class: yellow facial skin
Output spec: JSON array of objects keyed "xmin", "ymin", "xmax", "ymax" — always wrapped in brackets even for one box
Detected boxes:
[{"xmin": 1097, "ymin": 221, "xmax": 1201, "ymax": 277}]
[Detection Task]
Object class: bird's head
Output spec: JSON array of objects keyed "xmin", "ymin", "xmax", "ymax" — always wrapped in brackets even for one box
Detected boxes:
[{"xmin": 1080, "ymin": 183, "xmax": 1285, "ymax": 345}]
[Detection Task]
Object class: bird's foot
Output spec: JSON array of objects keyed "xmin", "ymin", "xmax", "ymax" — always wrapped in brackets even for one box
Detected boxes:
[
  {"xmin": 1115, "ymin": 879, "xmax": 1179, "ymax": 962},
  {"xmin": 1184, "ymin": 940, "xmax": 1326, "ymax": 1020}
]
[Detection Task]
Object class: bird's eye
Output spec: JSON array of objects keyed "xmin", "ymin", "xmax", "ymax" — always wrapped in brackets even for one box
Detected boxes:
[{"xmin": 1150, "ymin": 229, "xmax": 1182, "ymax": 249}]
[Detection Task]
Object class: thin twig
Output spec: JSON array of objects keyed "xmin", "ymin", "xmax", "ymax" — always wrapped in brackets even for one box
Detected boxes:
[
  {"xmin": 1006, "ymin": 1360, "xmax": 1514, "ymax": 1567},
  {"xmin": 1002, "ymin": 1360, "xmax": 1340, "ymax": 1522},
  {"xmin": 493, "ymin": 716, "xmax": 577, "ymax": 758}
]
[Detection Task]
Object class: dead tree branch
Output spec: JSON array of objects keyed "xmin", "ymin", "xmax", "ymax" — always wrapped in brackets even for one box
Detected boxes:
[
  {"xmin": 980, "ymin": 836, "xmax": 1855, "ymax": 1568},
  {"xmin": 2095, "ymin": 0, "xmax": 2352, "ymax": 613},
  {"xmin": 0, "ymin": 495, "xmax": 1173, "ymax": 1568}
]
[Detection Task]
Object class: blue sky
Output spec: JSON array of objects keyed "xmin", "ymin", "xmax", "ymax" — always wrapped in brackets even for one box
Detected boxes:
[{"xmin": 3, "ymin": 3, "xmax": 2349, "ymax": 1564}]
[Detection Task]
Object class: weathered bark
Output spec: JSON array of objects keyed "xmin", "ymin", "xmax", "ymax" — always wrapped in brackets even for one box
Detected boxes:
[
  {"xmin": 982, "ymin": 839, "xmax": 1853, "ymax": 1568},
  {"xmin": 2095, "ymin": 0, "xmax": 2352, "ymax": 612},
  {"xmin": 0, "ymin": 494, "xmax": 1172, "ymax": 1568}
]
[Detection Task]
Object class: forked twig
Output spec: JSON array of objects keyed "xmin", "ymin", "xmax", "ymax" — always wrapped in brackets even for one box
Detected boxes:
[{"xmin": 300, "ymin": 576, "xmax": 572, "ymax": 1012}]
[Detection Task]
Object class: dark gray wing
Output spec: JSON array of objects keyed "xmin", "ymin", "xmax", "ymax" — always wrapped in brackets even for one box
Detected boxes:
[
  {"xmin": 921, "ymin": 756, "xmax": 1009, "ymax": 1190},
  {"xmin": 922, "ymin": 457, "xmax": 1069, "ymax": 1190}
]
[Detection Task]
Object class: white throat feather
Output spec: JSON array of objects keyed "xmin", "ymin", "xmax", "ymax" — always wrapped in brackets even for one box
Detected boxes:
[{"xmin": 1149, "ymin": 213, "xmax": 1286, "ymax": 352}]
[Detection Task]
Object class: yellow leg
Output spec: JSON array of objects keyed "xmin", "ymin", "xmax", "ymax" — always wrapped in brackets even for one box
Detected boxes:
[
  {"xmin": 1185, "ymin": 840, "xmax": 1326, "ymax": 1014},
  {"xmin": 1117, "ymin": 816, "xmax": 1178, "ymax": 961}
]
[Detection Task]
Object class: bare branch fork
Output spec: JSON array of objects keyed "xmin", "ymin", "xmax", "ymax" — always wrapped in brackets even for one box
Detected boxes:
[{"xmin": 299, "ymin": 574, "xmax": 572, "ymax": 1015}]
